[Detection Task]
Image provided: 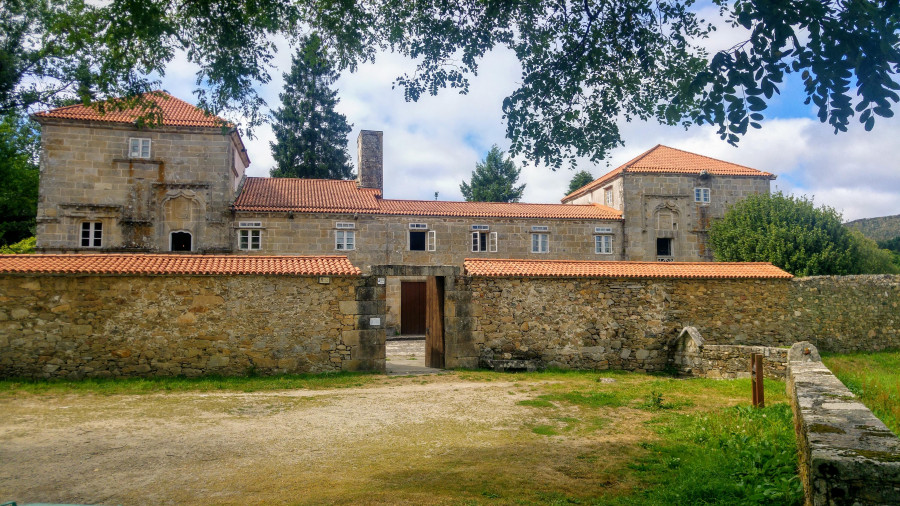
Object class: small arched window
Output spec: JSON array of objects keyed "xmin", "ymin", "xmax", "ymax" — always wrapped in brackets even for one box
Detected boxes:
[{"xmin": 170, "ymin": 231, "xmax": 192, "ymax": 252}]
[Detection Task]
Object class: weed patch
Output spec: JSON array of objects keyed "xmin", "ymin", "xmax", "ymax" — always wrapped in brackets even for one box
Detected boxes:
[{"xmin": 620, "ymin": 404, "xmax": 803, "ymax": 505}]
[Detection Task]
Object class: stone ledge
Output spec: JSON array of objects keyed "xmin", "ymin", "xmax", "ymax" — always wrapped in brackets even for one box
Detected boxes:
[{"xmin": 787, "ymin": 342, "xmax": 900, "ymax": 505}]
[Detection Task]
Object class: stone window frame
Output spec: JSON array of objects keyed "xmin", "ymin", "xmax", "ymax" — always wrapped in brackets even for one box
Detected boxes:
[
  {"xmin": 80, "ymin": 221, "xmax": 103, "ymax": 248},
  {"xmin": 531, "ymin": 233, "xmax": 550, "ymax": 253},
  {"xmin": 408, "ymin": 226, "xmax": 436, "ymax": 252},
  {"xmin": 335, "ymin": 230, "xmax": 355, "ymax": 251},
  {"xmin": 238, "ymin": 229, "xmax": 261, "ymax": 250},
  {"xmin": 594, "ymin": 234, "xmax": 613, "ymax": 254},
  {"xmin": 604, "ymin": 186, "xmax": 614, "ymax": 206},
  {"xmin": 694, "ymin": 187, "xmax": 711, "ymax": 204},
  {"xmin": 129, "ymin": 137, "xmax": 152, "ymax": 159},
  {"xmin": 471, "ymin": 231, "xmax": 498, "ymax": 253},
  {"xmin": 169, "ymin": 230, "xmax": 193, "ymax": 252}
]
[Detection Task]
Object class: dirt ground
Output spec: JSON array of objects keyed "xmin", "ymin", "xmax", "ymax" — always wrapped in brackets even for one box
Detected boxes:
[{"xmin": 0, "ymin": 368, "xmax": 664, "ymax": 506}]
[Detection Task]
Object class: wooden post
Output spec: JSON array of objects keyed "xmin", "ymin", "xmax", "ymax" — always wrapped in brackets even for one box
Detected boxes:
[{"xmin": 751, "ymin": 353, "xmax": 765, "ymax": 408}]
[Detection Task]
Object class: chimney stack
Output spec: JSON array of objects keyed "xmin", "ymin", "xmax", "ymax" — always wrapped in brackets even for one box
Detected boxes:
[{"xmin": 357, "ymin": 130, "xmax": 383, "ymax": 193}]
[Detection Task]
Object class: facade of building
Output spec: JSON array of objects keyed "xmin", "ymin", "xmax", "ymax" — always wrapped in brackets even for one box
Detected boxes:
[
  {"xmin": 32, "ymin": 93, "xmax": 775, "ymax": 335},
  {"xmin": 33, "ymin": 93, "xmax": 250, "ymax": 254},
  {"xmin": 562, "ymin": 146, "xmax": 776, "ymax": 261}
]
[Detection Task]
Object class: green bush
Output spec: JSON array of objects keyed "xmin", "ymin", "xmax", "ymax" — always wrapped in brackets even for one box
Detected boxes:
[
  {"xmin": 0, "ymin": 236, "xmax": 35, "ymax": 254},
  {"xmin": 710, "ymin": 192, "xmax": 898, "ymax": 275}
]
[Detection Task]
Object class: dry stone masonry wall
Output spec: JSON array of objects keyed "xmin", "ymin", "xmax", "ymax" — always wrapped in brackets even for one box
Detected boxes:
[
  {"xmin": 0, "ymin": 273, "xmax": 384, "ymax": 379},
  {"xmin": 786, "ymin": 342, "xmax": 900, "ymax": 505},
  {"xmin": 466, "ymin": 275, "xmax": 900, "ymax": 372}
]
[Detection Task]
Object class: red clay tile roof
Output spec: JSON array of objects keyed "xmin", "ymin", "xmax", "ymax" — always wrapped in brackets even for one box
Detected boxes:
[
  {"xmin": 464, "ymin": 258, "xmax": 792, "ymax": 279},
  {"xmin": 234, "ymin": 178, "xmax": 382, "ymax": 213},
  {"xmin": 0, "ymin": 254, "xmax": 361, "ymax": 276},
  {"xmin": 33, "ymin": 91, "xmax": 227, "ymax": 128},
  {"xmin": 234, "ymin": 177, "xmax": 622, "ymax": 220},
  {"xmin": 563, "ymin": 145, "xmax": 776, "ymax": 202}
]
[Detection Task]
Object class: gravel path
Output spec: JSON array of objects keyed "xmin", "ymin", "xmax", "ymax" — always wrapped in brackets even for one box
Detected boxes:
[{"xmin": 0, "ymin": 375, "xmax": 544, "ymax": 505}]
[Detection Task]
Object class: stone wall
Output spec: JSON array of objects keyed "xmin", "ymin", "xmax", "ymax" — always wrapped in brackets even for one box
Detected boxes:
[
  {"xmin": 0, "ymin": 273, "xmax": 384, "ymax": 379},
  {"xmin": 786, "ymin": 342, "xmax": 900, "ymax": 505},
  {"xmin": 669, "ymin": 328, "xmax": 787, "ymax": 379},
  {"xmin": 466, "ymin": 275, "xmax": 900, "ymax": 372},
  {"xmin": 35, "ymin": 120, "xmax": 246, "ymax": 254}
]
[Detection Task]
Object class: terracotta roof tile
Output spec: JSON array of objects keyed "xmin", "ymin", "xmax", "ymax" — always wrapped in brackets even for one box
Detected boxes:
[
  {"xmin": 464, "ymin": 258, "xmax": 792, "ymax": 279},
  {"xmin": 563, "ymin": 145, "xmax": 776, "ymax": 201},
  {"xmin": 233, "ymin": 177, "xmax": 382, "ymax": 213},
  {"xmin": 0, "ymin": 254, "xmax": 361, "ymax": 276},
  {"xmin": 33, "ymin": 91, "xmax": 228, "ymax": 128},
  {"xmin": 233, "ymin": 177, "xmax": 622, "ymax": 220}
]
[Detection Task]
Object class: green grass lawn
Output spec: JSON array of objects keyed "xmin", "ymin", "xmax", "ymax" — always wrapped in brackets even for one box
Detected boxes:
[
  {"xmin": 0, "ymin": 370, "xmax": 802, "ymax": 505},
  {"xmin": 823, "ymin": 349, "xmax": 900, "ymax": 435}
]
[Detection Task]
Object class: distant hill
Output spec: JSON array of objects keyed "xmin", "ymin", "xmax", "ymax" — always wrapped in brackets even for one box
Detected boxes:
[{"xmin": 845, "ymin": 214, "xmax": 900, "ymax": 242}]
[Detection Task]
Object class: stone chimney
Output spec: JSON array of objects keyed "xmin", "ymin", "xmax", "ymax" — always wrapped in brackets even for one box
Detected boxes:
[{"xmin": 357, "ymin": 130, "xmax": 383, "ymax": 193}]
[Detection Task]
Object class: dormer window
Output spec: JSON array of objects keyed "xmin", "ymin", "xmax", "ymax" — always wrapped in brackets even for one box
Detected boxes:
[{"xmin": 129, "ymin": 138, "xmax": 151, "ymax": 159}]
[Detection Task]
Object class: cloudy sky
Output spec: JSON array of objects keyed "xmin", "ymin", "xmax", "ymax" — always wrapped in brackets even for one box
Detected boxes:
[{"xmin": 159, "ymin": 8, "xmax": 899, "ymax": 222}]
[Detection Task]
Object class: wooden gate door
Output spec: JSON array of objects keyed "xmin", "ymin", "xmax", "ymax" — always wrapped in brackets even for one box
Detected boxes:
[
  {"xmin": 425, "ymin": 276, "xmax": 445, "ymax": 368},
  {"xmin": 400, "ymin": 281, "xmax": 427, "ymax": 335}
]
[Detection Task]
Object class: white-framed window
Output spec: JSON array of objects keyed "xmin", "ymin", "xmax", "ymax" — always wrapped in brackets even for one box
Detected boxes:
[
  {"xmin": 80, "ymin": 221, "xmax": 102, "ymax": 248},
  {"xmin": 471, "ymin": 224, "xmax": 489, "ymax": 231},
  {"xmin": 531, "ymin": 225, "xmax": 549, "ymax": 232},
  {"xmin": 335, "ymin": 222, "xmax": 355, "ymax": 229},
  {"xmin": 336, "ymin": 230, "xmax": 355, "ymax": 250},
  {"xmin": 409, "ymin": 223, "xmax": 428, "ymax": 230},
  {"xmin": 531, "ymin": 233, "xmax": 549, "ymax": 253},
  {"xmin": 595, "ymin": 226, "xmax": 613, "ymax": 234},
  {"xmin": 694, "ymin": 187, "xmax": 710, "ymax": 203},
  {"xmin": 471, "ymin": 231, "xmax": 498, "ymax": 252},
  {"xmin": 129, "ymin": 137, "xmax": 151, "ymax": 159},
  {"xmin": 238, "ymin": 221, "xmax": 262, "ymax": 228},
  {"xmin": 239, "ymin": 229, "xmax": 261, "ymax": 250},
  {"xmin": 426, "ymin": 230, "xmax": 437, "ymax": 252},
  {"xmin": 594, "ymin": 235, "xmax": 613, "ymax": 254},
  {"xmin": 604, "ymin": 186, "xmax": 613, "ymax": 206}
]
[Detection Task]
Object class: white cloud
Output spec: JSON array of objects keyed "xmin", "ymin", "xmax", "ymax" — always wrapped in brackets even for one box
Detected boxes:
[{"xmin": 160, "ymin": 37, "xmax": 900, "ymax": 221}]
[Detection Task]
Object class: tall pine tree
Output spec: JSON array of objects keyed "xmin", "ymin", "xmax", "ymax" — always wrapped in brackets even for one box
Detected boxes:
[
  {"xmin": 566, "ymin": 170, "xmax": 594, "ymax": 196},
  {"xmin": 460, "ymin": 145, "xmax": 526, "ymax": 202},
  {"xmin": 270, "ymin": 34, "xmax": 354, "ymax": 179}
]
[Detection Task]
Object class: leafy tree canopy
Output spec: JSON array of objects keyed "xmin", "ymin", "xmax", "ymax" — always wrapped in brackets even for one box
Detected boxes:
[
  {"xmin": 2, "ymin": 0, "xmax": 898, "ymax": 168},
  {"xmin": 0, "ymin": 111, "xmax": 39, "ymax": 245},
  {"xmin": 877, "ymin": 236, "xmax": 900, "ymax": 253},
  {"xmin": 709, "ymin": 192, "xmax": 898, "ymax": 276},
  {"xmin": 0, "ymin": 236, "xmax": 36, "ymax": 254},
  {"xmin": 269, "ymin": 34, "xmax": 354, "ymax": 180},
  {"xmin": 567, "ymin": 170, "xmax": 595, "ymax": 196},
  {"xmin": 460, "ymin": 145, "xmax": 526, "ymax": 203}
]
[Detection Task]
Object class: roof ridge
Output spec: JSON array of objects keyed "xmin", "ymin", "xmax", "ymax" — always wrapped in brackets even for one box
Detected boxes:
[
  {"xmin": 381, "ymin": 198, "xmax": 609, "ymax": 207},
  {"xmin": 246, "ymin": 176, "xmax": 357, "ymax": 184},
  {"xmin": 649, "ymin": 144, "xmax": 760, "ymax": 173},
  {"xmin": 620, "ymin": 144, "xmax": 663, "ymax": 172}
]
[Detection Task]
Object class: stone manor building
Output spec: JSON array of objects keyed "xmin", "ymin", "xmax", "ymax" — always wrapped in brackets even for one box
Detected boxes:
[{"xmin": 32, "ymin": 92, "xmax": 776, "ymax": 335}]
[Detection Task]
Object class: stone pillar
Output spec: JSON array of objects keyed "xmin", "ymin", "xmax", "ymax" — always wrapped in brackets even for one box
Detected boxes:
[{"xmin": 357, "ymin": 130, "xmax": 383, "ymax": 193}]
